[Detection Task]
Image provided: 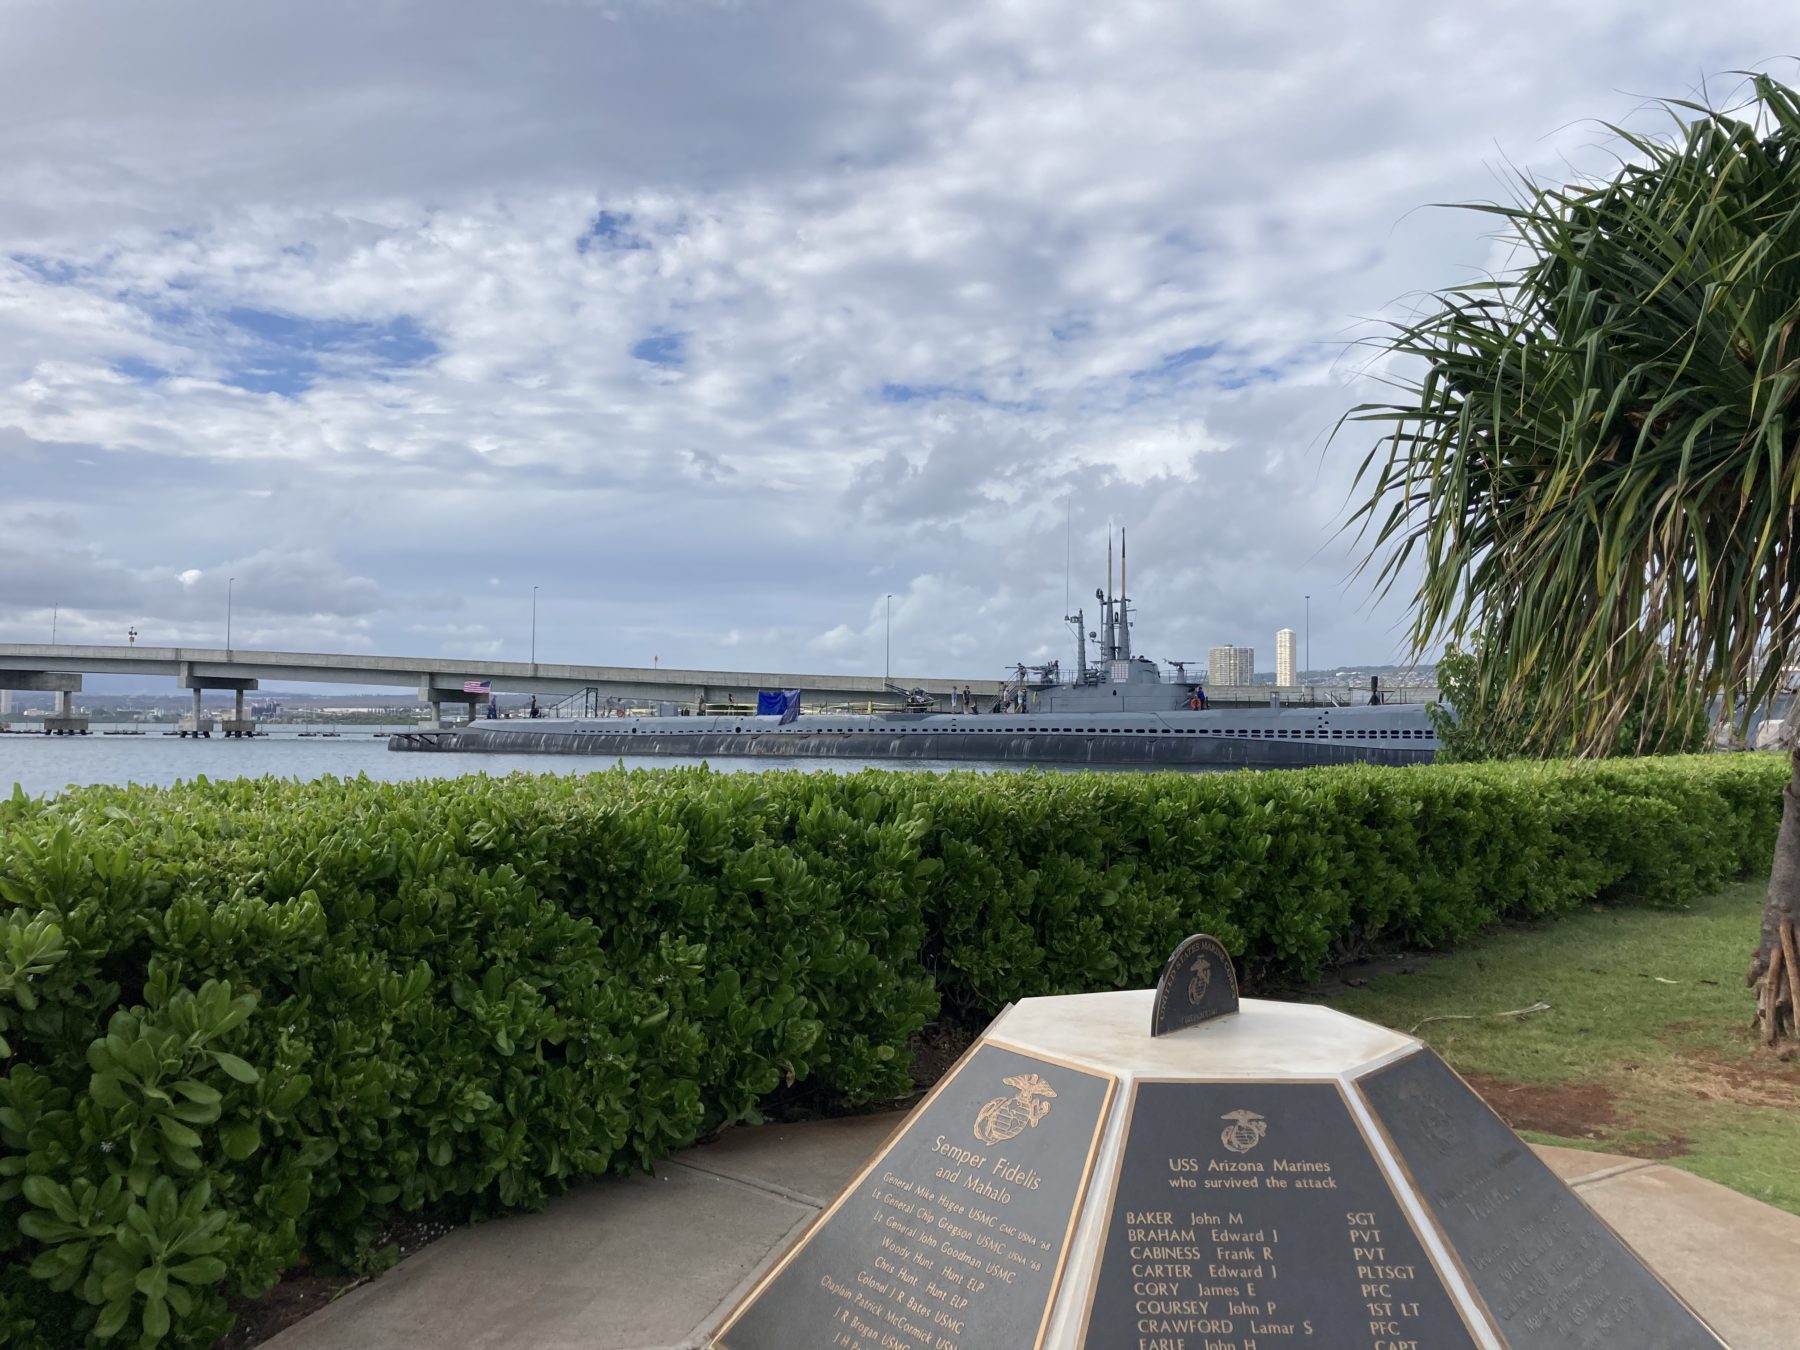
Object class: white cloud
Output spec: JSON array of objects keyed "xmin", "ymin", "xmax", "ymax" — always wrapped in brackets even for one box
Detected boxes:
[{"xmin": 0, "ymin": 2, "xmax": 1793, "ymax": 676}]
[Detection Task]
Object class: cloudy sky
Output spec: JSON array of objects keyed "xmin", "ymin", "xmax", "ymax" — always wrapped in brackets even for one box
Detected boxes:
[{"xmin": 0, "ymin": 1, "xmax": 1792, "ymax": 685}]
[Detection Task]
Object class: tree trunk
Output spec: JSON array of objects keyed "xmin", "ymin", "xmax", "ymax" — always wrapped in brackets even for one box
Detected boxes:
[{"xmin": 1751, "ymin": 745, "xmax": 1800, "ymax": 994}]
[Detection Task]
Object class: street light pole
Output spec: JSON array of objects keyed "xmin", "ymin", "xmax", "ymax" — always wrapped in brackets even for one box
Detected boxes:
[
  {"xmin": 884, "ymin": 594, "xmax": 892, "ymax": 687},
  {"xmin": 1304, "ymin": 594, "xmax": 1310, "ymax": 686},
  {"xmin": 531, "ymin": 586, "xmax": 539, "ymax": 665},
  {"xmin": 227, "ymin": 577, "xmax": 235, "ymax": 650},
  {"xmin": 51, "ymin": 603, "xmax": 57, "ymax": 644}
]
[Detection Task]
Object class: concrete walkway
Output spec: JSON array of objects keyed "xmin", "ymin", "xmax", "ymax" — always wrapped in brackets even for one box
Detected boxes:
[{"xmin": 266, "ymin": 1118, "xmax": 1799, "ymax": 1350}]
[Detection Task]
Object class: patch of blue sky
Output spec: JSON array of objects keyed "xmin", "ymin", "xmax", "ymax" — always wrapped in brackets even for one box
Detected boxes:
[
  {"xmin": 223, "ymin": 362, "xmax": 307, "ymax": 396},
  {"xmin": 112, "ymin": 357, "xmax": 169, "ymax": 383},
  {"xmin": 1130, "ymin": 343, "xmax": 1223, "ymax": 381},
  {"xmin": 878, "ymin": 382, "xmax": 1037, "ymax": 413},
  {"xmin": 880, "ymin": 382, "xmax": 955, "ymax": 403},
  {"xmin": 632, "ymin": 332, "xmax": 686, "ymax": 367},
  {"xmin": 1125, "ymin": 343, "xmax": 1291, "ymax": 391},
  {"xmin": 8, "ymin": 253, "xmax": 82, "ymax": 285},
  {"xmin": 578, "ymin": 210, "xmax": 649, "ymax": 254},
  {"xmin": 218, "ymin": 309, "xmax": 438, "ymax": 396},
  {"xmin": 1216, "ymin": 365, "xmax": 1285, "ymax": 391},
  {"xmin": 224, "ymin": 308, "xmax": 435, "ymax": 361},
  {"xmin": 139, "ymin": 296, "xmax": 200, "ymax": 330}
]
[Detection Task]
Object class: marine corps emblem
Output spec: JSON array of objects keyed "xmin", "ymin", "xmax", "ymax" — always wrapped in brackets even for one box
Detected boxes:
[
  {"xmin": 1187, "ymin": 956, "xmax": 1213, "ymax": 1005},
  {"xmin": 973, "ymin": 1073, "xmax": 1057, "ymax": 1145},
  {"xmin": 1219, "ymin": 1109, "xmax": 1267, "ymax": 1154}
]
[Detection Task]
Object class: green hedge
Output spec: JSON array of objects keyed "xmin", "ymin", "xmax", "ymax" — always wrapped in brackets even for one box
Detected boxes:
[{"xmin": 0, "ymin": 754, "xmax": 1783, "ymax": 1347}]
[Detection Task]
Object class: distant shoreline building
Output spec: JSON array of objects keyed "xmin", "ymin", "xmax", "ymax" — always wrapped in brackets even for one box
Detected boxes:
[
  {"xmin": 1276, "ymin": 628, "xmax": 1297, "ymax": 687},
  {"xmin": 1209, "ymin": 645, "xmax": 1254, "ymax": 687}
]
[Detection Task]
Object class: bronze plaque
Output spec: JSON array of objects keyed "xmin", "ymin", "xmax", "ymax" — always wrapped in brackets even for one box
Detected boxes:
[
  {"xmin": 1150, "ymin": 934, "xmax": 1239, "ymax": 1036},
  {"xmin": 1080, "ymin": 1080, "xmax": 1478, "ymax": 1348},
  {"xmin": 714, "ymin": 1041, "xmax": 1115, "ymax": 1349},
  {"xmin": 1358, "ymin": 1050, "xmax": 1723, "ymax": 1349}
]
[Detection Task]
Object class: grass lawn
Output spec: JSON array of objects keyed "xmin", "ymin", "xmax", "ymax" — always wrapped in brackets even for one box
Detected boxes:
[{"xmin": 1310, "ymin": 880, "xmax": 1800, "ymax": 1216}]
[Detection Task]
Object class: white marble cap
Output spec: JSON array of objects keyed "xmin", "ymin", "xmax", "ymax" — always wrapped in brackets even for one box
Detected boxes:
[{"xmin": 988, "ymin": 989, "xmax": 1420, "ymax": 1081}]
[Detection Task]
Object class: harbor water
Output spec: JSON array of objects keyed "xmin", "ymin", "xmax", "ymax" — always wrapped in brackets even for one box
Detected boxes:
[{"xmin": 0, "ymin": 724, "xmax": 1067, "ymax": 799}]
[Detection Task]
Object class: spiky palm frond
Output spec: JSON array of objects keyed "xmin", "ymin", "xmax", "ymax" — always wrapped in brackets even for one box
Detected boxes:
[{"xmin": 1350, "ymin": 74, "xmax": 1800, "ymax": 754}]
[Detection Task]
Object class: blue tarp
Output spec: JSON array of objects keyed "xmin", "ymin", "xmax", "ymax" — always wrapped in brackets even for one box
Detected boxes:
[{"xmin": 757, "ymin": 689, "xmax": 802, "ymax": 724}]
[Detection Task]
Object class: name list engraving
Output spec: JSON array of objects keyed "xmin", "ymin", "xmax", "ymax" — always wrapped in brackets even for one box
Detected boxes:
[
  {"xmin": 715, "ymin": 1043, "xmax": 1114, "ymax": 1350},
  {"xmin": 1081, "ymin": 1081, "xmax": 1475, "ymax": 1350},
  {"xmin": 1358, "ymin": 1050, "xmax": 1722, "ymax": 1350}
]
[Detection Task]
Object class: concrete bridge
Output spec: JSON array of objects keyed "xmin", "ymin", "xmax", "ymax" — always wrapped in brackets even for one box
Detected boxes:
[{"xmin": 0, "ymin": 642, "xmax": 1000, "ymax": 733}]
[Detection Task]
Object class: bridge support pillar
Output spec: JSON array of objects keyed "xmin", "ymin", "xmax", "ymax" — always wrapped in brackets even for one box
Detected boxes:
[
  {"xmin": 0, "ymin": 671, "xmax": 87, "ymax": 734},
  {"xmin": 420, "ymin": 682, "xmax": 482, "ymax": 728},
  {"xmin": 179, "ymin": 686, "xmax": 214, "ymax": 739},
  {"xmin": 423, "ymin": 698, "xmax": 480, "ymax": 729},
  {"xmin": 219, "ymin": 687, "xmax": 256, "ymax": 738},
  {"xmin": 179, "ymin": 666, "xmax": 256, "ymax": 738},
  {"xmin": 46, "ymin": 687, "xmax": 88, "ymax": 735}
]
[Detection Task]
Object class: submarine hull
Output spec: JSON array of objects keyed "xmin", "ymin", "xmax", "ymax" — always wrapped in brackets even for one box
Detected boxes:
[{"xmin": 390, "ymin": 716, "xmax": 1434, "ymax": 769}]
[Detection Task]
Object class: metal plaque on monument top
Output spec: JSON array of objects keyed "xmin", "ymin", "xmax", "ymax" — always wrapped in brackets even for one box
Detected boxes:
[
  {"xmin": 1358, "ymin": 1051, "xmax": 1722, "ymax": 1349},
  {"xmin": 714, "ymin": 1040, "xmax": 1117, "ymax": 1349},
  {"xmin": 1078, "ymin": 1078, "xmax": 1479, "ymax": 1345},
  {"xmin": 710, "ymin": 936, "xmax": 1721, "ymax": 1349},
  {"xmin": 1150, "ymin": 933, "xmax": 1239, "ymax": 1036}
]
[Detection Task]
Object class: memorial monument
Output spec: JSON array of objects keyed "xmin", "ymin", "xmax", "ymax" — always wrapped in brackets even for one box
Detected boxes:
[{"xmin": 713, "ymin": 937, "xmax": 1723, "ymax": 1349}]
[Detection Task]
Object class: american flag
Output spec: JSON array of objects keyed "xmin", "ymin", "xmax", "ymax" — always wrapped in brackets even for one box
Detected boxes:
[{"xmin": 463, "ymin": 679, "xmax": 492, "ymax": 694}]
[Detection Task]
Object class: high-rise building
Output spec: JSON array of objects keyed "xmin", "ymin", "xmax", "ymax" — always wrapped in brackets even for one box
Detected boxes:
[
  {"xmin": 1208, "ymin": 645, "xmax": 1255, "ymax": 687},
  {"xmin": 1276, "ymin": 628, "xmax": 1297, "ymax": 687}
]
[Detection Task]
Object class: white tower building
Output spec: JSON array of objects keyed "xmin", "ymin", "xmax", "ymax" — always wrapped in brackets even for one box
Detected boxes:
[
  {"xmin": 1208, "ymin": 645, "xmax": 1255, "ymax": 687},
  {"xmin": 1276, "ymin": 628, "xmax": 1298, "ymax": 686}
]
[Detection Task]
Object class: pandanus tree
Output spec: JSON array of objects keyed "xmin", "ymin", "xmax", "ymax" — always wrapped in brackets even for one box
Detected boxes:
[{"xmin": 1349, "ymin": 74, "xmax": 1800, "ymax": 1035}]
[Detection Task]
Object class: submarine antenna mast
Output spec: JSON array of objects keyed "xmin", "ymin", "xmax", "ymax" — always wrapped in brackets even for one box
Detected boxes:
[
  {"xmin": 1119, "ymin": 528, "xmax": 1131, "ymax": 661},
  {"xmin": 1063, "ymin": 500, "xmax": 1086, "ymax": 683},
  {"xmin": 1094, "ymin": 529, "xmax": 1108, "ymax": 666}
]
